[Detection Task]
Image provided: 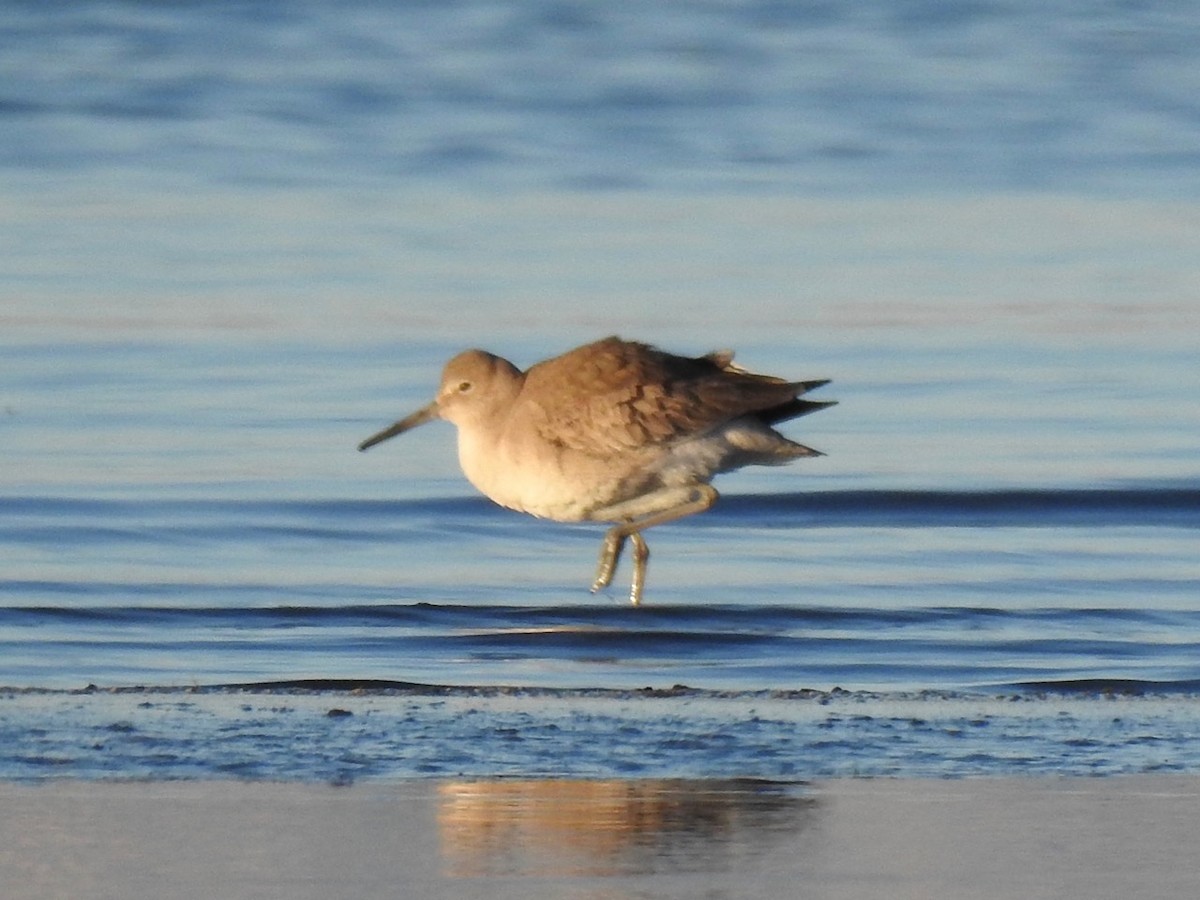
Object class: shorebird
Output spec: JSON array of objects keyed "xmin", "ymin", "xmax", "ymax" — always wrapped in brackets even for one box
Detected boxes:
[{"xmin": 359, "ymin": 336, "xmax": 833, "ymax": 605}]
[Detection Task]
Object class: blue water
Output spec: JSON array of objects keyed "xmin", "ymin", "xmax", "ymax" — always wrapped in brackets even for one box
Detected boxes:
[
  {"xmin": 4, "ymin": 0, "xmax": 1199, "ymax": 195},
  {"xmin": 3, "ymin": 490, "xmax": 1200, "ymax": 691},
  {"xmin": 2, "ymin": 0, "xmax": 1200, "ymax": 782}
]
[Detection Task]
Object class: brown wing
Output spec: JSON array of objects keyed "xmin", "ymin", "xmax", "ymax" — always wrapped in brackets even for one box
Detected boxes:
[{"xmin": 519, "ymin": 336, "xmax": 825, "ymax": 454}]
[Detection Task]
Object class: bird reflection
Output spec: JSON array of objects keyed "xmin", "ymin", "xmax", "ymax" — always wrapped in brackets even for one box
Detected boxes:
[{"xmin": 437, "ymin": 778, "xmax": 816, "ymax": 878}]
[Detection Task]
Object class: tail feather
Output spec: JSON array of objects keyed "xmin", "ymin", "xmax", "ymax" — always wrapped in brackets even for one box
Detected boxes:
[
  {"xmin": 762, "ymin": 387, "xmax": 836, "ymax": 427},
  {"xmin": 704, "ymin": 350, "xmax": 835, "ymax": 428}
]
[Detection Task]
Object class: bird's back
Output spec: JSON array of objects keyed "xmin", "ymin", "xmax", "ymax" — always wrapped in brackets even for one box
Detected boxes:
[{"xmin": 518, "ymin": 336, "xmax": 825, "ymax": 456}]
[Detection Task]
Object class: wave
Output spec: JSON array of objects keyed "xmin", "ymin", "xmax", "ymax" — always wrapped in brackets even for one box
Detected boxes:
[
  {"xmin": 9, "ymin": 676, "xmax": 1200, "ymax": 701},
  {"xmin": 3, "ymin": 487, "xmax": 1198, "ymax": 547},
  {"xmin": 4, "ymin": 602, "xmax": 1199, "ymax": 695},
  {"xmin": 1008, "ymin": 677, "xmax": 1200, "ymax": 696},
  {"xmin": 717, "ymin": 487, "xmax": 1200, "ymax": 527},
  {"xmin": 4, "ymin": 601, "xmax": 1197, "ymax": 629}
]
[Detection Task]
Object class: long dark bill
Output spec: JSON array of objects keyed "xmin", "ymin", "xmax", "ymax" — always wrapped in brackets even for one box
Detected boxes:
[{"xmin": 357, "ymin": 401, "xmax": 439, "ymax": 451}]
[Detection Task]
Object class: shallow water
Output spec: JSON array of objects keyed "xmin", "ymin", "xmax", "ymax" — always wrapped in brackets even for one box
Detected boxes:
[
  {"xmin": 4, "ymin": 324, "xmax": 1197, "ymax": 782},
  {"xmin": 3, "ymin": 489, "xmax": 1199, "ymax": 692},
  {"xmin": 6, "ymin": 686, "xmax": 1200, "ymax": 782},
  {"xmin": 3, "ymin": 0, "xmax": 1200, "ymax": 781}
]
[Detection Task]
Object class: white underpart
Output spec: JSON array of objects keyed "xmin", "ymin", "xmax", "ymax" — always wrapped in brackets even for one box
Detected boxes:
[{"xmin": 454, "ymin": 412, "xmax": 802, "ymax": 524}]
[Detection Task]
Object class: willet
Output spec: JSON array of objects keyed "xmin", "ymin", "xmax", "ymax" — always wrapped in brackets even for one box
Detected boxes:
[{"xmin": 359, "ymin": 336, "xmax": 834, "ymax": 605}]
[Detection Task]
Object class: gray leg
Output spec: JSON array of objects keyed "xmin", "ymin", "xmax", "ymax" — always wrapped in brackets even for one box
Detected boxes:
[
  {"xmin": 591, "ymin": 528, "xmax": 627, "ymax": 593},
  {"xmin": 629, "ymin": 532, "xmax": 649, "ymax": 606},
  {"xmin": 588, "ymin": 485, "xmax": 718, "ymax": 605}
]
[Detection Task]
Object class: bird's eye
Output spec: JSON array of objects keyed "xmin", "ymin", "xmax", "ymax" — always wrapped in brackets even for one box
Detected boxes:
[{"xmin": 457, "ymin": 381, "xmax": 473, "ymax": 393}]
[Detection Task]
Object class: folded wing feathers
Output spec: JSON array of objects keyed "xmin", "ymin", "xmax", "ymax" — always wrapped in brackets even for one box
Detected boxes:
[{"xmin": 526, "ymin": 337, "xmax": 833, "ymax": 453}]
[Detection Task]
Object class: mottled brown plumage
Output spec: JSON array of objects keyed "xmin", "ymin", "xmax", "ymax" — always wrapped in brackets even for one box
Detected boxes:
[{"xmin": 360, "ymin": 336, "xmax": 833, "ymax": 604}]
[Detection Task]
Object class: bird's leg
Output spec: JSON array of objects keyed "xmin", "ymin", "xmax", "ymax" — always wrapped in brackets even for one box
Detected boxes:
[
  {"xmin": 590, "ymin": 485, "xmax": 719, "ymax": 605},
  {"xmin": 628, "ymin": 532, "xmax": 649, "ymax": 606},
  {"xmin": 591, "ymin": 528, "xmax": 627, "ymax": 593}
]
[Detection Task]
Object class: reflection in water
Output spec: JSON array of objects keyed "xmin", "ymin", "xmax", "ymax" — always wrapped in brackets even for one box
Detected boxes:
[{"xmin": 437, "ymin": 778, "xmax": 817, "ymax": 878}]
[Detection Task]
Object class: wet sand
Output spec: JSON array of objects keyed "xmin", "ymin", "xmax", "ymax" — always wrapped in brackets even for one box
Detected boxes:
[{"xmin": 2, "ymin": 776, "xmax": 1198, "ymax": 899}]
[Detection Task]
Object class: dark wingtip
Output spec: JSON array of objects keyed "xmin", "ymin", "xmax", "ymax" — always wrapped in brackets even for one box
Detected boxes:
[
  {"xmin": 787, "ymin": 398, "xmax": 837, "ymax": 419},
  {"xmin": 789, "ymin": 442, "xmax": 826, "ymax": 457}
]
